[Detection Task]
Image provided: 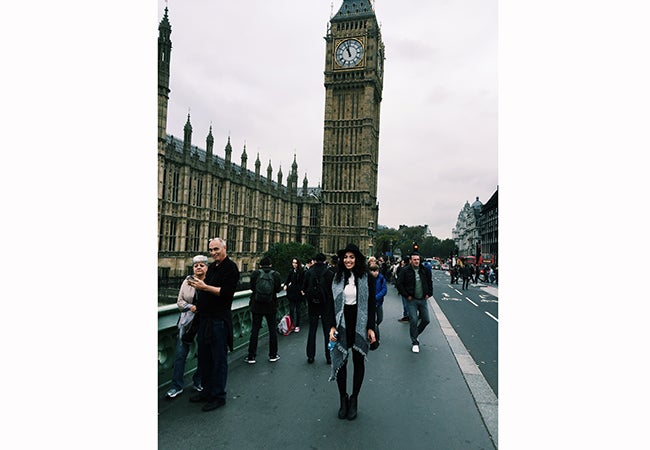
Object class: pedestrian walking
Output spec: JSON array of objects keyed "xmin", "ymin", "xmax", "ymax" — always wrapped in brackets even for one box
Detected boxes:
[
  {"xmin": 396, "ymin": 257, "xmax": 410, "ymax": 322},
  {"xmin": 395, "ymin": 252, "xmax": 433, "ymax": 353},
  {"xmin": 369, "ymin": 262, "xmax": 387, "ymax": 343},
  {"xmin": 245, "ymin": 257, "xmax": 283, "ymax": 364},
  {"xmin": 461, "ymin": 261, "xmax": 470, "ymax": 290}
]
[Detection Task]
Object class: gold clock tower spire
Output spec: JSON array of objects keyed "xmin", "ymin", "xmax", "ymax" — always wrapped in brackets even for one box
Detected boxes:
[{"xmin": 320, "ymin": 0, "xmax": 384, "ymax": 256}]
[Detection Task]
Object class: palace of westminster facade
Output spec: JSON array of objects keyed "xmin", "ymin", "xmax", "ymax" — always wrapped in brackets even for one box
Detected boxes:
[{"xmin": 158, "ymin": 1, "xmax": 384, "ymax": 280}]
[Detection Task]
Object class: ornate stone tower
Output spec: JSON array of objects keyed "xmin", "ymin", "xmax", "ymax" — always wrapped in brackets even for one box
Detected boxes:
[
  {"xmin": 158, "ymin": 7, "xmax": 172, "ymax": 144},
  {"xmin": 320, "ymin": 0, "xmax": 384, "ymax": 256}
]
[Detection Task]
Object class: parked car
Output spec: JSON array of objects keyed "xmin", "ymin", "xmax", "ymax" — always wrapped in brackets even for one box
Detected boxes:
[
  {"xmin": 431, "ymin": 260, "xmax": 441, "ymax": 270},
  {"xmin": 441, "ymin": 263, "xmax": 449, "ymax": 271}
]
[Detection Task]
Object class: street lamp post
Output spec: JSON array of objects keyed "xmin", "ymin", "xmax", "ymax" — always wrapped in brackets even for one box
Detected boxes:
[{"xmin": 367, "ymin": 220, "xmax": 375, "ymax": 257}]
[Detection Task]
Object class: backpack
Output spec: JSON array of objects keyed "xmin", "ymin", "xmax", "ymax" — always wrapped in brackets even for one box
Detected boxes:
[
  {"xmin": 308, "ymin": 264, "xmax": 327, "ymax": 303},
  {"xmin": 277, "ymin": 314, "xmax": 293, "ymax": 336},
  {"xmin": 255, "ymin": 269, "xmax": 275, "ymax": 303}
]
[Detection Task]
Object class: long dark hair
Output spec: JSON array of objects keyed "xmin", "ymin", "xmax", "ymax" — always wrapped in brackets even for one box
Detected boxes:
[
  {"xmin": 291, "ymin": 257, "xmax": 303, "ymax": 273},
  {"xmin": 335, "ymin": 252, "xmax": 367, "ymax": 284}
]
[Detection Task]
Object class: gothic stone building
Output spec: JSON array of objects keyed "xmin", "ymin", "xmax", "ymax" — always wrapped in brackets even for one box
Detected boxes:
[{"xmin": 157, "ymin": 1, "xmax": 384, "ymax": 280}]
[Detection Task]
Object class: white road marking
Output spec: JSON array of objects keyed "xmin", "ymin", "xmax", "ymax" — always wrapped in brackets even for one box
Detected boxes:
[
  {"xmin": 466, "ymin": 298, "xmax": 479, "ymax": 307},
  {"xmin": 485, "ymin": 311, "xmax": 498, "ymax": 322},
  {"xmin": 479, "ymin": 294, "xmax": 498, "ymax": 303}
]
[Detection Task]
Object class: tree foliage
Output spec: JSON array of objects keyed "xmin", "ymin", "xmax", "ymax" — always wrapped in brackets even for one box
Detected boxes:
[
  {"xmin": 374, "ymin": 225, "xmax": 456, "ymax": 260},
  {"xmin": 264, "ymin": 242, "xmax": 317, "ymax": 279}
]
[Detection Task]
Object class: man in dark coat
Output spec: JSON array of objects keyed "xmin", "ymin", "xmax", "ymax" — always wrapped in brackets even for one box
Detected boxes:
[
  {"xmin": 395, "ymin": 252, "xmax": 433, "ymax": 354},
  {"xmin": 303, "ymin": 253, "xmax": 334, "ymax": 364}
]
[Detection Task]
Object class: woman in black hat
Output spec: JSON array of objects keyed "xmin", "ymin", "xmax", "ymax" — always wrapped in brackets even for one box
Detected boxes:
[{"xmin": 326, "ymin": 243, "xmax": 377, "ymax": 420}]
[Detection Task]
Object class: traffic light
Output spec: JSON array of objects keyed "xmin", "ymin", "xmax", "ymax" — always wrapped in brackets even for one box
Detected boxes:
[{"xmin": 412, "ymin": 242, "xmax": 419, "ymax": 253}]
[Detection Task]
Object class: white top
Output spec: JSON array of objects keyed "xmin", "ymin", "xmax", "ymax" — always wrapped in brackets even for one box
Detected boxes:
[{"xmin": 344, "ymin": 274, "xmax": 357, "ymax": 305}]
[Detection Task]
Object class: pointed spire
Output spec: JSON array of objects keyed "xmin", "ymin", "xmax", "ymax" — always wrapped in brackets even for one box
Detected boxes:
[
  {"xmin": 224, "ymin": 135, "xmax": 232, "ymax": 166},
  {"xmin": 267, "ymin": 160, "xmax": 273, "ymax": 180},
  {"xmin": 277, "ymin": 165, "xmax": 283, "ymax": 186},
  {"xmin": 206, "ymin": 125, "xmax": 214, "ymax": 144},
  {"xmin": 183, "ymin": 113, "xmax": 192, "ymax": 152},
  {"xmin": 241, "ymin": 143, "xmax": 248, "ymax": 171},
  {"xmin": 206, "ymin": 125, "xmax": 214, "ymax": 159},
  {"xmin": 255, "ymin": 152, "xmax": 261, "ymax": 178},
  {"xmin": 159, "ymin": 7, "xmax": 171, "ymax": 33}
]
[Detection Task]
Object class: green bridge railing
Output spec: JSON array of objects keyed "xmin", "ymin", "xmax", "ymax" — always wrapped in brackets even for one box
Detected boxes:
[{"xmin": 158, "ymin": 289, "xmax": 289, "ymax": 390}]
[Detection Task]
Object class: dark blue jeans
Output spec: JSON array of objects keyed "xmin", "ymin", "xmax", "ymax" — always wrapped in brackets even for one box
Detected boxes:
[
  {"xmin": 171, "ymin": 334, "xmax": 201, "ymax": 391},
  {"xmin": 247, "ymin": 311, "xmax": 278, "ymax": 359},
  {"xmin": 197, "ymin": 318, "xmax": 228, "ymax": 401},
  {"xmin": 406, "ymin": 298, "xmax": 431, "ymax": 345}
]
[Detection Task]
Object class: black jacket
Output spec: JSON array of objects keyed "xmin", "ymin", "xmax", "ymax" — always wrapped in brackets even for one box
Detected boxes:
[
  {"xmin": 250, "ymin": 267, "xmax": 283, "ymax": 314},
  {"xmin": 302, "ymin": 262, "xmax": 330, "ymax": 303},
  {"xmin": 396, "ymin": 264, "xmax": 433, "ymax": 299},
  {"xmin": 196, "ymin": 256, "xmax": 240, "ymax": 351},
  {"xmin": 284, "ymin": 268, "xmax": 305, "ymax": 301}
]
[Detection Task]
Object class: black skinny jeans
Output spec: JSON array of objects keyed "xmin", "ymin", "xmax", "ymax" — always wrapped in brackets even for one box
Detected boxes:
[{"xmin": 336, "ymin": 304, "xmax": 365, "ymax": 397}]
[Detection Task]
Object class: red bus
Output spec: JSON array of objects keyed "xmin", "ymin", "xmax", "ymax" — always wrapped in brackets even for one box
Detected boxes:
[{"xmin": 461, "ymin": 255, "xmax": 476, "ymax": 265}]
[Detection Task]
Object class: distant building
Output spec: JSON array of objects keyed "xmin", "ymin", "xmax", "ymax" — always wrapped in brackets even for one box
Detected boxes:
[
  {"xmin": 480, "ymin": 187, "xmax": 498, "ymax": 264},
  {"xmin": 452, "ymin": 188, "xmax": 498, "ymax": 265},
  {"xmin": 452, "ymin": 197, "xmax": 483, "ymax": 258}
]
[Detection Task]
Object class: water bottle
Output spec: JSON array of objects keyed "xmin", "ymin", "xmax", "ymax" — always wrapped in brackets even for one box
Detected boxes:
[{"xmin": 328, "ymin": 332, "xmax": 338, "ymax": 351}]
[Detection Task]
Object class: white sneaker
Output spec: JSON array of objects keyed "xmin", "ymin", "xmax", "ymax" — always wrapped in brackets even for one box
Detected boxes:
[
  {"xmin": 412, "ymin": 344, "xmax": 420, "ymax": 353},
  {"xmin": 166, "ymin": 387, "xmax": 183, "ymax": 398}
]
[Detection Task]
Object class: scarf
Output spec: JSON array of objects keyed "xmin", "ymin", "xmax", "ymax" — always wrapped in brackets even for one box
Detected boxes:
[{"xmin": 329, "ymin": 272, "xmax": 369, "ymax": 382}]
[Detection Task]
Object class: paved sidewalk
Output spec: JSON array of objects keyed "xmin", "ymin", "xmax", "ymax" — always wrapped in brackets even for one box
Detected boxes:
[{"xmin": 158, "ymin": 284, "xmax": 497, "ymax": 449}]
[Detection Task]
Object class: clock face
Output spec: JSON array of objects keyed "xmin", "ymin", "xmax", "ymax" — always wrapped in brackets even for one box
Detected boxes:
[{"xmin": 335, "ymin": 39, "xmax": 364, "ymax": 68}]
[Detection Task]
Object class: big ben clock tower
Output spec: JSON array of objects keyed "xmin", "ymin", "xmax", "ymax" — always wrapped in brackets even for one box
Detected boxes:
[{"xmin": 320, "ymin": 0, "xmax": 384, "ymax": 256}]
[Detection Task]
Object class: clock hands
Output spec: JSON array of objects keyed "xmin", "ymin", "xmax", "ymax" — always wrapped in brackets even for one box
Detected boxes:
[{"xmin": 346, "ymin": 44, "xmax": 352, "ymax": 58}]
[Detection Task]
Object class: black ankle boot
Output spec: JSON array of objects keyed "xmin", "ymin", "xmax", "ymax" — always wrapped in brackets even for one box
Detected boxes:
[
  {"xmin": 338, "ymin": 393, "xmax": 349, "ymax": 420},
  {"xmin": 347, "ymin": 395, "xmax": 358, "ymax": 420}
]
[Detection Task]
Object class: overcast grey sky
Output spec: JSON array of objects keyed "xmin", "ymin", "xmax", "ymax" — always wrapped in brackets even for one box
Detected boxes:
[{"xmin": 158, "ymin": 0, "xmax": 497, "ymax": 240}]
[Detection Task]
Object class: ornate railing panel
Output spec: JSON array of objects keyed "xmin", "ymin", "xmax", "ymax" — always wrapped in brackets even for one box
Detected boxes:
[{"xmin": 158, "ymin": 289, "xmax": 290, "ymax": 389}]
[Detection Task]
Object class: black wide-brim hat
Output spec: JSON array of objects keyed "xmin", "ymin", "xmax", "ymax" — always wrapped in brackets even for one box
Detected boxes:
[{"xmin": 337, "ymin": 243, "xmax": 365, "ymax": 262}]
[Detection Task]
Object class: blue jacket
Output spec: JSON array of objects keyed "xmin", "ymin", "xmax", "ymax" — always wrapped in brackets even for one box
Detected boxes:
[{"xmin": 375, "ymin": 273, "xmax": 387, "ymax": 306}]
